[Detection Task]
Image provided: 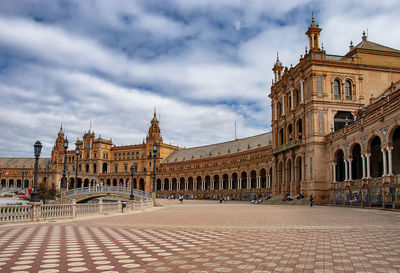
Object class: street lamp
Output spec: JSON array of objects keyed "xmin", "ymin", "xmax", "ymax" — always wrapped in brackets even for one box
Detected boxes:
[
  {"xmin": 75, "ymin": 147, "xmax": 80, "ymax": 189},
  {"xmin": 130, "ymin": 164, "xmax": 136, "ymax": 200},
  {"xmin": 31, "ymin": 140, "xmax": 42, "ymax": 202},
  {"xmin": 61, "ymin": 138, "xmax": 68, "ymax": 189},
  {"xmin": 152, "ymin": 143, "xmax": 157, "ymax": 200}
]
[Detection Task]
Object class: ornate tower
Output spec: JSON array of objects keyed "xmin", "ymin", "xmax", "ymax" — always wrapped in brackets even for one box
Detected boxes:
[
  {"xmin": 146, "ymin": 111, "xmax": 162, "ymax": 144},
  {"xmin": 272, "ymin": 53, "xmax": 284, "ymax": 83},
  {"xmin": 305, "ymin": 13, "xmax": 322, "ymax": 52}
]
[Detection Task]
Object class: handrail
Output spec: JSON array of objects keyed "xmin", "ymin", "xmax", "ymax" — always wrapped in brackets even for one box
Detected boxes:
[{"xmin": 65, "ymin": 186, "xmax": 152, "ymax": 200}]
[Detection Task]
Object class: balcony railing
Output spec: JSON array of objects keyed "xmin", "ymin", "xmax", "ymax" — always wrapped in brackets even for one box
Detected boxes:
[{"xmin": 272, "ymin": 139, "xmax": 302, "ymax": 154}]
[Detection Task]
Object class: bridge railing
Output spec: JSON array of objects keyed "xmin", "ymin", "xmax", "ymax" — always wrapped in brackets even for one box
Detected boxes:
[
  {"xmin": 0, "ymin": 198, "xmax": 153, "ymax": 223},
  {"xmin": 65, "ymin": 186, "xmax": 152, "ymax": 200}
]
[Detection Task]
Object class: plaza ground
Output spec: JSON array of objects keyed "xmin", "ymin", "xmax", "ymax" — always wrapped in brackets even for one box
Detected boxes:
[{"xmin": 0, "ymin": 200, "xmax": 400, "ymax": 272}]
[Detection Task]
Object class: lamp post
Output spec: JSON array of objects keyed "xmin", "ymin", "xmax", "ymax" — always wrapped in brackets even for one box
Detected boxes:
[
  {"xmin": 75, "ymin": 147, "xmax": 80, "ymax": 189},
  {"xmin": 61, "ymin": 138, "xmax": 68, "ymax": 189},
  {"xmin": 31, "ymin": 140, "xmax": 42, "ymax": 202},
  {"xmin": 152, "ymin": 143, "xmax": 157, "ymax": 202},
  {"xmin": 130, "ymin": 164, "xmax": 136, "ymax": 200}
]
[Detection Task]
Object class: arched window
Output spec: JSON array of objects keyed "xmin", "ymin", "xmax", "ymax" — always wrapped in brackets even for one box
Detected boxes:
[
  {"xmin": 334, "ymin": 79, "xmax": 341, "ymax": 99},
  {"xmin": 345, "ymin": 80, "xmax": 352, "ymax": 100}
]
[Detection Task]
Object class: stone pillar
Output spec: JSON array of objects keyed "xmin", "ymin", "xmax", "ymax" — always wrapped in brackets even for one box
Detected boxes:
[
  {"xmin": 282, "ymin": 95, "xmax": 285, "ymax": 116},
  {"xmin": 257, "ymin": 176, "xmax": 261, "ymax": 188},
  {"xmin": 387, "ymin": 147, "xmax": 393, "ymax": 176},
  {"xmin": 290, "ymin": 89, "xmax": 294, "ymax": 110},
  {"xmin": 228, "ymin": 179, "xmax": 232, "ymax": 190},
  {"xmin": 29, "ymin": 202, "xmax": 41, "ymax": 221},
  {"xmin": 202, "ymin": 181, "xmax": 205, "ymax": 190},
  {"xmin": 344, "ymin": 159, "xmax": 348, "ymax": 181},
  {"xmin": 361, "ymin": 154, "xmax": 366, "ymax": 179},
  {"xmin": 185, "ymin": 182, "xmax": 188, "ymax": 191},
  {"xmin": 118, "ymin": 199, "xmax": 122, "ymax": 213},
  {"xmin": 300, "ymin": 80, "xmax": 304, "ymax": 104},
  {"xmin": 273, "ymin": 102, "xmax": 277, "ymax": 120},
  {"xmin": 98, "ymin": 198, "xmax": 104, "ymax": 215},
  {"xmin": 381, "ymin": 149, "xmax": 387, "ymax": 176},
  {"xmin": 348, "ymin": 159, "xmax": 353, "ymax": 181},
  {"xmin": 211, "ymin": 180, "xmax": 214, "ymax": 190},
  {"xmin": 71, "ymin": 199, "xmax": 77, "ymax": 218},
  {"xmin": 332, "ymin": 163, "xmax": 337, "ymax": 182},
  {"xmin": 366, "ymin": 154, "xmax": 371, "ymax": 178},
  {"xmin": 247, "ymin": 177, "xmax": 250, "ymax": 189},
  {"xmin": 219, "ymin": 180, "xmax": 223, "ymax": 190},
  {"xmin": 238, "ymin": 178, "xmax": 242, "ymax": 189}
]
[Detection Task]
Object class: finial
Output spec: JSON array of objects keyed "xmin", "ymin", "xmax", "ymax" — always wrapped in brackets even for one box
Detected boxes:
[
  {"xmin": 305, "ymin": 46, "xmax": 307, "ymax": 54},
  {"xmin": 350, "ymin": 41, "xmax": 353, "ymax": 46},
  {"xmin": 362, "ymin": 31, "xmax": 367, "ymax": 41},
  {"xmin": 312, "ymin": 11, "xmax": 314, "ymax": 23},
  {"xmin": 321, "ymin": 42, "xmax": 324, "ymax": 50},
  {"xmin": 60, "ymin": 122, "xmax": 63, "ymax": 131}
]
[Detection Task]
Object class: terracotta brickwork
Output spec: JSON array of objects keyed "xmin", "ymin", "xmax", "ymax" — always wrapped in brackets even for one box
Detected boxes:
[{"xmin": 1, "ymin": 17, "xmax": 400, "ymax": 204}]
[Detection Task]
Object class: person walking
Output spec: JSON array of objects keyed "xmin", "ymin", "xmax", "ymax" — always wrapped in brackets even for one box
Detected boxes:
[{"xmin": 310, "ymin": 194, "xmax": 314, "ymax": 207}]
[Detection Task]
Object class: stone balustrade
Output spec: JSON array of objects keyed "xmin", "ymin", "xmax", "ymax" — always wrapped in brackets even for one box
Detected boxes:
[{"xmin": 0, "ymin": 198, "xmax": 153, "ymax": 223}]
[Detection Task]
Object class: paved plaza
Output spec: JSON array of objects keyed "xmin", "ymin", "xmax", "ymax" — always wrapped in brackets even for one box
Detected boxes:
[{"xmin": 1, "ymin": 200, "xmax": 400, "ymax": 273}]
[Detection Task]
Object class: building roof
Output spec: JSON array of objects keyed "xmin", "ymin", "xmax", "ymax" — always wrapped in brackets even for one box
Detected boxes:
[
  {"xmin": 347, "ymin": 39, "xmax": 400, "ymax": 56},
  {"xmin": 163, "ymin": 133, "xmax": 271, "ymax": 163},
  {"xmin": 0, "ymin": 158, "xmax": 51, "ymax": 169}
]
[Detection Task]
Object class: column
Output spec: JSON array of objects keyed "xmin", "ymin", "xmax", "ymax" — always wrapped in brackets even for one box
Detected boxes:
[
  {"xmin": 282, "ymin": 95, "xmax": 285, "ymax": 116},
  {"xmin": 274, "ymin": 102, "xmax": 277, "ymax": 120},
  {"xmin": 177, "ymin": 182, "xmax": 180, "ymax": 191},
  {"xmin": 238, "ymin": 178, "xmax": 242, "ymax": 189},
  {"xmin": 202, "ymin": 181, "xmax": 205, "ymax": 190},
  {"xmin": 228, "ymin": 179, "xmax": 232, "ymax": 189},
  {"xmin": 290, "ymin": 89, "xmax": 294, "ymax": 110},
  {"xmin": 381, "ymin": 149, "xmax": 387, "ymax": 176},
  {"xmin": 211, "ymin": 180, "xmax": 214, "ymax": 190},
  {"xmin": 219, "ymin": 180, "xmax": 223, "ymax": 190},
  {"xmin": 185, "ymin": 182, "xmax": 188, "ymax": 190},
  {"xmin": 348, "ymin": 159, "xmax": 353, "ymax": 181},
  {"xmin": 332, "ymin": 163, "xmax": 337, "ymax": 182},
  {"xmin": 344, "ymin": 159, "xmax": 348, "ymax": 181},
  {"xmin": 366, "ymin": 154, "xmax": 371, "ymax": 178},
  {"xmin": 169, "ymin": 183, "xmax": 172, "ymax": 190},
  {"xmin": 161, "ymin": 182, "xmax": 164, "ymax": 191},
  {"xmin": 387, "ymin": 147, "xmax": 393, "ymax": 176},
  {"xmin": 300, "ymin": 80, "xmax": 304, "ymax": 103},
  {"xmin": 361, "ymin": 154, "xmax": 366, "ymax": 179},
  {"xmin": 247, "ymin": 177, "xmax": 250, "ymax": 189}
]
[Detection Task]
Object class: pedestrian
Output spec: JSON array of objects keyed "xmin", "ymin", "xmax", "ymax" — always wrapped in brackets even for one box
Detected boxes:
[{"xmin": 310, "ymin": 194, "xmax": 314, "ymax": 207}]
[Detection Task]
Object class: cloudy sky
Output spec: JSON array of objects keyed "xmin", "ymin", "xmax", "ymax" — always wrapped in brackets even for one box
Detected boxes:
[{"xmin": 1, "ymin": 0, "xmax": 399, "ymax": 158}]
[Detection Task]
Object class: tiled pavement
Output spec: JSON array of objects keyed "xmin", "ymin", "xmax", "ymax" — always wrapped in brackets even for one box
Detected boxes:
[{"xmin": 1, "ymin": 200, "xmax": 400, "ymax": 273}]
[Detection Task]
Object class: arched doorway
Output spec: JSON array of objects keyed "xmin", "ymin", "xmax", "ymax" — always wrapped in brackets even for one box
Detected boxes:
[
  {"xmin": 260, "ymin": 168, "xmax": 267, "ymax": 188},
  {"xmin": 205, "ymin": 176, "xmax": 211, "ymax": 190},
  {"xmin": 196, "ymin": 176, "xmax": 202, "ymax": 190},
  {"xmin": 180, "ymin": 177, "xmax": 185, "ymax": 191},
  {"xmin": 106, "ymin": 179, "xmax": 111, "ymax": 186},
  {"xmin": 139, "ymin": 178, "xmax": 145, "ymax": 191},
  {"xmin": 222, "ymin": 174, "xmax": 229, "ymax": 190},
  {"xmin": 335, "ymin": 150, "xmax": 345, "ymax": 182},
  {"xmin": 370, "ymin": 136, "xmax": 383, "ymax": 177},
  {"xmin": 392, "ymin": 126, "xmax": 400, "ymax": 174},
  {"xmin": 334, "ymin": 111, "xmax": 354, "ymax": 131},
  {"xmin": 133, "ymin": 178, "xmax": 137, "ymax": 189},
  {"xmin": 188, "ymin": 177, "xmax": 193, "ymax": 190},
  {"xmin": 157, "ymin": 179, "xmax": 162, "ymax": 191},
  {"xmin": 286, "ymin": 159, "xmax": 292, "ymax": 193},
  {"xmin": 112, "ymin": 179, "xmax": 117, "ymax": 186},
  {"xmin": 241, "ymin": 172, "xmax": 247, "ymax": 189},
  {"xmin": 213, "ymin": 175, "xmax": 219, "ymax": 190},
  {"xmin": 172, "ymin": 178, "xmax": 178, "ymax": 190},
  {"xmin": 232, "ymin": 173, "xmax": 238, "ymax": 189},
  {"xmin": 102, "ymin": 163, "xmax": 108, "ymax": 173},
  {"xmin": 250, "ymin": 170, "xmax": 257, "ymax": 189},
  {"xmin": 164, "ymin": 178, "xmax": 169, "ymax": 190},
  {"xmin": 69, "ymin": 178, "xmax": 75, "ymax": 189},
  {"xmin": 295, "ymin": 157, "xmax": 302, "ymax": 194},
  {"xmin": 351, "ymin": 143, "xmax": 362, "ymax": 180},
  {"xmin": 84, "ymin": 179, "xmax": 90, "ymax": 187}
]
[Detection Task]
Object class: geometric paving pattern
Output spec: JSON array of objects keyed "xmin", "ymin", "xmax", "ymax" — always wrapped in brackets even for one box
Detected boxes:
[{"xmin": 1, "ymin": 202, "xmax": 400, "ymax": 272}]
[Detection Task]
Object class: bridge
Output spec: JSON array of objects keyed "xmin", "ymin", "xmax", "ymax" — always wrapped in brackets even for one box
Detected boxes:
[{"xmin": 65, "ymin": 186, "xmax": 152, "ymax": 203}]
